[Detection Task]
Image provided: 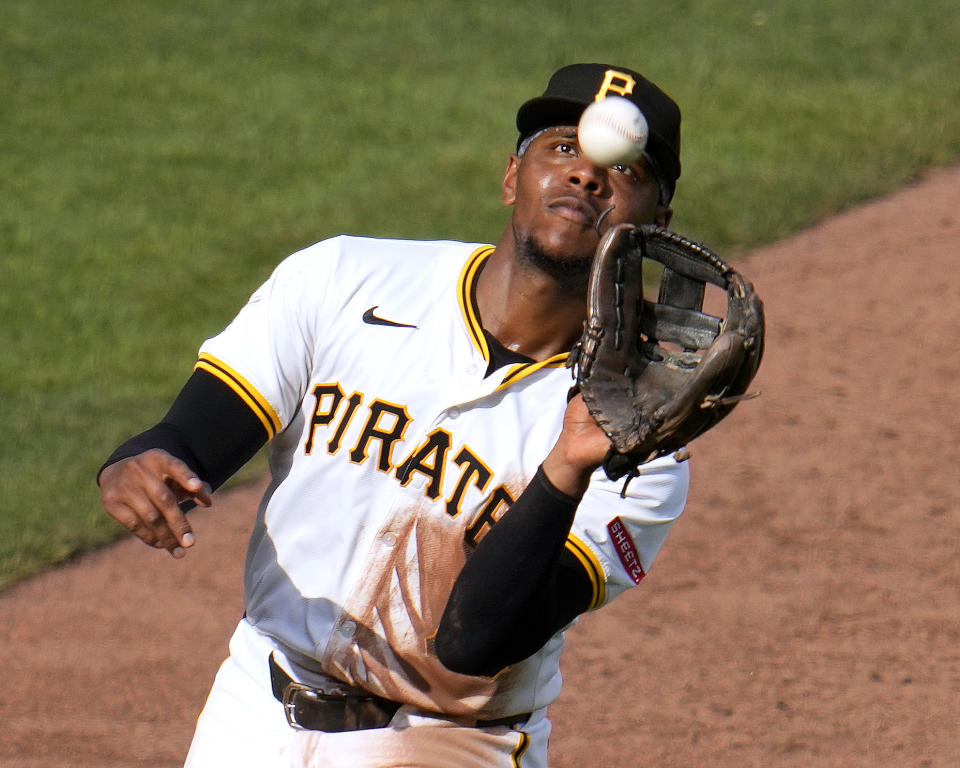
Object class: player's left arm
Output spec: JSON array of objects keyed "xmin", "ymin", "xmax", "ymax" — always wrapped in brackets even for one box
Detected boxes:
[{"xmin": 435, "ymin": 395, "xmax": 616, "ymax": 677}]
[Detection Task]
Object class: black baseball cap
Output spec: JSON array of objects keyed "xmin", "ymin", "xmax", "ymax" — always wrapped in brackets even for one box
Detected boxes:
[{"xmin": 516, "ymin": 63, "xmax": 682, "ymax": 201}]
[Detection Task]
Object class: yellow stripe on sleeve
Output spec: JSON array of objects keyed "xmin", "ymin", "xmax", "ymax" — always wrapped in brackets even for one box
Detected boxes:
[
  {"xmin": 565, "ymin": 533, "xmax": 606, "ymax": 610},
  {"xmin": 195, "ymin": 353, "xmax": 283, "ymax": 438}
]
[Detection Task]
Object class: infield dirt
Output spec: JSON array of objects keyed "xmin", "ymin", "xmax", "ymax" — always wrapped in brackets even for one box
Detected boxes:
[{"xmin": 1, "ymin": 166, "xmax": 958, "ymax": 767}]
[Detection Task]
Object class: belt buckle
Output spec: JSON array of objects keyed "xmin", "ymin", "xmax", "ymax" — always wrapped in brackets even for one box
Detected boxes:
[
  {"xmin": 282, "ymin": 682, "xmax": 325, "ymax": 730},
  {"xmin": 279, "ymin": 678, "xmax": 398, "ymax": 732}
]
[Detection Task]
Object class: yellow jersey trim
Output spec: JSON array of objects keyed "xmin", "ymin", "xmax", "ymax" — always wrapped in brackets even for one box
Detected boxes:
[
  {"xmin": 494, "ymin": 353, "xmax": 569, "ymax": 392},
  {"xmin": 195, "ymin": 353, "xmax": 283, "ymax": 438},
  {"xmin": 512, "ymin": 731, "xmax": 531, "ymax": 766},
  {"xmin": 456, "ymin": 247, "xmax": 572, "ymax": 389},
  {"xmin": 457, "ymin": 246, "xmax": 496, "ymax": 361},
  {"xmin": 565, "ymin": 533, "xmax": 606, "ymax": 610}
]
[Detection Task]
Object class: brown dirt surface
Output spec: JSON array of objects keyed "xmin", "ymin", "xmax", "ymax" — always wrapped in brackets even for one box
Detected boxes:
[{"xmin": 2, "ymin": 166, "xmax": 959, "ymax": 767}]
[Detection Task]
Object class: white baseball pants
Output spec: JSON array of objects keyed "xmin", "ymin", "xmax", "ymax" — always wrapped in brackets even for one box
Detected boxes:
[{"xmin": 183, "ymin": 619, "xmax": 550, "ymax": 768}]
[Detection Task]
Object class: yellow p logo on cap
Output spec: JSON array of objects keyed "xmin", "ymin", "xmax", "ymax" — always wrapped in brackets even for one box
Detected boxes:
[{"xmin": 595, "ymin": 69, "xmax": 637, "ymax": 101}]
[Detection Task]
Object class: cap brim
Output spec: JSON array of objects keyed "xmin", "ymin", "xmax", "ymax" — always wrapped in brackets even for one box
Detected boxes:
[{"xmin": 516, "ymin": 96, "xmax": 591, "ymax": 142}]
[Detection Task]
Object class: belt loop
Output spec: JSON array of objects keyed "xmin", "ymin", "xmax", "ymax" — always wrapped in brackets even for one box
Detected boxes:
[{"xmin": 268, "ymin": 653, "xmax": 289, "ymax": 702}]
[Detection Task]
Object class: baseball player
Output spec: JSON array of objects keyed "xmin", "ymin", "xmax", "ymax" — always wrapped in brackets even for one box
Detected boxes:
[{"xmin": 98, "ymin": 63, "xmax": 688, "ymax": 767}]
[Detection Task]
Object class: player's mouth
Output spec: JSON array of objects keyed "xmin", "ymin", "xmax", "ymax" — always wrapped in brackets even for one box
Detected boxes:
[{"xmin": 547, "ymin": 196, "xmax": 600, "ymax": 228}]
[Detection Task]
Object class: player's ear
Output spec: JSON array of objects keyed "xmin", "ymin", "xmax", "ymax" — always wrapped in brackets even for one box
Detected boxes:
[
  {"xmin": 655, "ymin": 205, "xmax": 673, "ymax": 228},
  {"xmin": 501, "ymin": 155, "xmax": 520, "ymax": 206}
]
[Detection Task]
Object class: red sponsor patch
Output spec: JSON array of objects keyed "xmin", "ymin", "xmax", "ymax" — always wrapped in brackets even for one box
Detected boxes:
[{"xmin": 607, "ymin": 517, "xmax": 646, "ymax": 584}]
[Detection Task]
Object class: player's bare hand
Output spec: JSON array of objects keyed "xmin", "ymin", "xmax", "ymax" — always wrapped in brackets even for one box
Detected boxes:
[
  {"xmin": 542, "ymin": 392, "xmax": 610, "ymax": 497},
  {"xmin": 98, "ymin": 449, "xmax": 212, "ymax": 558}
]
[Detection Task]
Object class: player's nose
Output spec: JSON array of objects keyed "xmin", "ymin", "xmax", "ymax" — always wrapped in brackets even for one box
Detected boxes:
[{"xmin": 567, "ymin": 156, "xmax": 607, "ymax": 195}]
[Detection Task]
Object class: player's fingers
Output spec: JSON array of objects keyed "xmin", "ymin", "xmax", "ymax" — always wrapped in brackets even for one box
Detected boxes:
[
  {"xmin": 136, "ymin": 451, "xmax": 209, "ymax": 551},
  {"xmin": 124, "ymin": 482, "xmax": 184, "ymax": 552},
  {"xmin": 185, "ymin": 480, "xmax": 213, "ymax": 509},
  {"xmin": 109, "ymin": 454, "xmax": 191, "ymax": 552},
  {"xmin": 98, "ymin": 451, "xmax": 202, "ymax": 553},
  {"xmin": 173, "ymin": 478, "xmax": 211, "ymax": 508},
  {"xmin": 104, "ymin": 499, "xmax": 162, "ymax": 548},
  {"xmin": 153, "ymin": 453, "xmax": 212, "ymax": 509},
  {"xmin": 137, "ymin": 475, "xmax": 196, "ymax": 553},
  {"xmin": 99, "ymin": 464, "xmax": 166, "ymax": 548}
]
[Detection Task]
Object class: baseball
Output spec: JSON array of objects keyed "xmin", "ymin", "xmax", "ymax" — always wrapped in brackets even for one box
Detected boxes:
[{"xmin": 577, "ymin": 96, "xmax": 649, "ymax": 167}]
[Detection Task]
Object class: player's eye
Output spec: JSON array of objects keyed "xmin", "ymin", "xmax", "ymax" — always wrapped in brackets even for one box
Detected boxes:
[
  {"xmin": 555, "ymin": 141, "xmax": 578, "ymax": 155},
  {"xmin": 611, "ymin": 163, "xmax": 636, "ymax": 178}
]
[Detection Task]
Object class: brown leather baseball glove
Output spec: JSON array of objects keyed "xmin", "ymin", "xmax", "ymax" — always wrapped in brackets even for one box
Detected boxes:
[{"xmin": 569, "ymin": 223, "xmax": 765, "ymax": 485}]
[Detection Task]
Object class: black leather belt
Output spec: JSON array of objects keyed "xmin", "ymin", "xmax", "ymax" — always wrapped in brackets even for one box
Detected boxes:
[{"xmin": 268, "ymin": 654, "xmax": 530, "ymax": 732}]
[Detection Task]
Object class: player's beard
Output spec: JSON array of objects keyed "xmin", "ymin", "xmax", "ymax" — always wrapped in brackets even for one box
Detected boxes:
[{"xmin": 512, "ymin": 226, "xmax": 593, "ymax": 296}]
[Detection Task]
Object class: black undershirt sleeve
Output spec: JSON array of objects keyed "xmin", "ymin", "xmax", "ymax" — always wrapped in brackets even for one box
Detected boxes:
[
  {"xmin": 98, "ymin": 368, "xmax": 270, "ymax": 493},
  {"xmin": 435, "ymin": 466, "xmax": 595, "ymax": 677}
]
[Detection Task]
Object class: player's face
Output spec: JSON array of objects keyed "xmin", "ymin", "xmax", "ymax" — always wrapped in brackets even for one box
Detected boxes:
[{"xmin": 501, "ymin": 126, "xmax": 670, "ymax": 265}]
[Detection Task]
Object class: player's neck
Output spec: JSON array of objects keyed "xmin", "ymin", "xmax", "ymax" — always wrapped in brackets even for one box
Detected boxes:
[{"xmin": 475, "ymin": 241, "xmax": 587, "ymax": 361}]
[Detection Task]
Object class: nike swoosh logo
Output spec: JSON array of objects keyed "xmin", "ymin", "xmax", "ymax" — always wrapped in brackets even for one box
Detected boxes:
[{"xmin": 362, "ymin": 306, "xmax": 418, "ymax": 329}]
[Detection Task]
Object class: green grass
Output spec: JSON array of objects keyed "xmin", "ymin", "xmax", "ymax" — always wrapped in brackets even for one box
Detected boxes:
[{"xmin": 2, "ymin": 0, "xmax": 959, "ymax": 588}]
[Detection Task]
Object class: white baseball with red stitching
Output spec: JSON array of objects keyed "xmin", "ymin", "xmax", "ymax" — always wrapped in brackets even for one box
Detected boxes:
[{"xmin": 577, "ymin": 96, "xmax": 649, "ymax": 167}]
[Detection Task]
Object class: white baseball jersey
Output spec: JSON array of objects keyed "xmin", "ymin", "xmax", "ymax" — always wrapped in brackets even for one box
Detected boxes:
[{"xmin": 197, "ymin": 235, "xmax": 688, "ymax": 720}]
